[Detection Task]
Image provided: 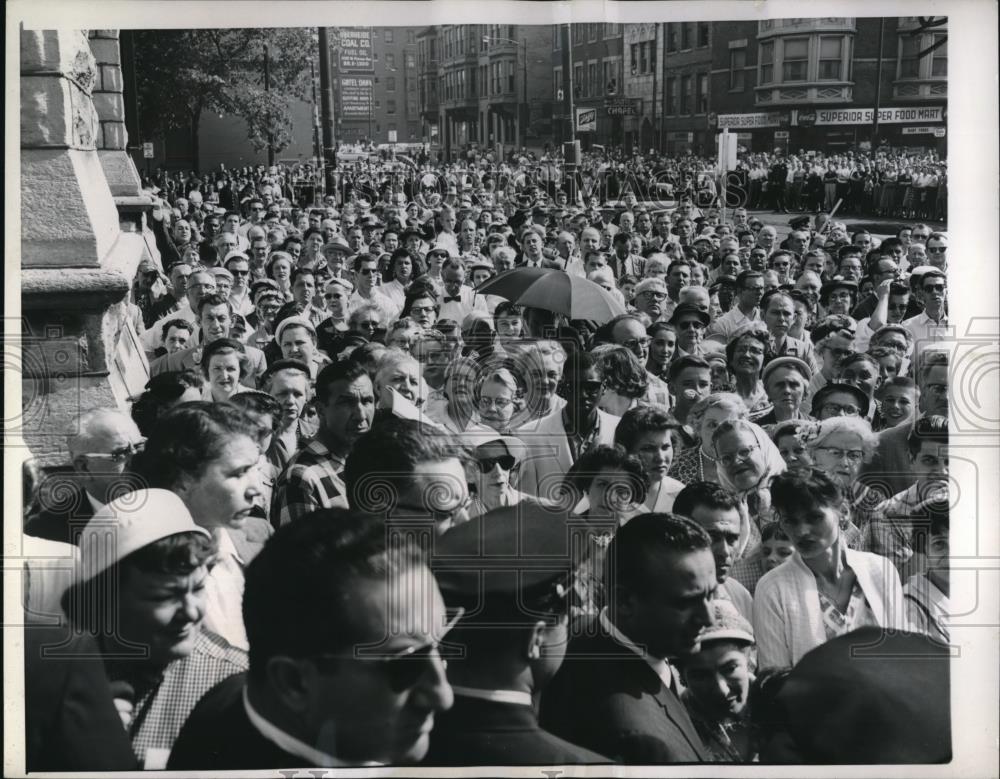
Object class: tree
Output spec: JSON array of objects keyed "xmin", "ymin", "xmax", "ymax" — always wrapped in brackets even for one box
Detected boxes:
[{"xmin": 132, "ymin": 28, "xmax": 316, "ymax": 171}]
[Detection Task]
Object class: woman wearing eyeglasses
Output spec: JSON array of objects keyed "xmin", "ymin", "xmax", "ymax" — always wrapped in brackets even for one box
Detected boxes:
[
  {"xmin": 754, "ymin": 469, "xmax": 908, "ymax": 669},
  {"xmin": 800, "ymin": 417, "xmax": 883, "ymax": 549},
  {"xmin": 712, "ymin": 419, "xmax": 788, "ymax": 560}
]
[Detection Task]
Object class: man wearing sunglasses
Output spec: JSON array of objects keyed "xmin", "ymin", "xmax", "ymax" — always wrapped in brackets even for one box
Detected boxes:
[
  {"xmin": 423, "ymin": 505, "xmax": 611, "ymax": 765},
  {"xmin": 350, "ymin": 253, "xmax": 401, "ymax": 321},
  {"xmin": 25, "ymin": 409, "xmax": 145, "ymax": 545},
  {"xmin": 169, "ymin": 509, "xmax": 454, "ymax": 769},
  {"xmin": 515, "ymin": 352, "xmax": 620, "ymax": 501},
  {"xmin": 901, "ymin": 269, "xmax": 948, "ymax": 364}
]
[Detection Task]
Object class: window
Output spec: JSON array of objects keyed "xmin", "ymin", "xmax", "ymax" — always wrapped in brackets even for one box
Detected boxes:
[
  {"xmin": 698, "ymin": 73, "xmax": 709, "ymax": 112},
  {"xmin": 589, "ymin": 23, "xmax": 599, "ymax": 42},
  {"xmin": 554, "ymin": 26, "xmax": 561, "ymax": 50},
  {"xmin": 681, "ymin": 23, "xmax": 690, "ymax": 49},
  {"xmin": 639, "ymin": 41, "xmax": 647, "ymax": 74},
  {"xmin": 681, "ymin": 75, "xmax": 692, "ymax": 113},
  {"xmin": 698, "ymin": 22, "xmax": 710, "ymax": 47},
  {"xmin": 386, "ymin": 76, "xmax": 396, "ymax": 91},
  {"xmin": 406, "ymin": 53, "xmax": 415, "ymax": 69},
  {"xmin": 386, "ymin": 53, "xmax": 396, "ymax": 70},
  {"xmin": 574, "ymin": 63, "xmax": 584, "ymax": 97},
  {"xmin": 899, "ymin": 35, "xmax": 920, "ymax": 78},
  {"xmin": 729, "ymin": 48, "xmax": 746, "ymax": 90},
  {"xmin": 630, "ymin": 43, "xmax": 639, "ymax": 74},
  {"xmin": 760, "ymin": 41, "xmax": 775, "ymax": 83},
  {"xmin": 508, "ymin": 61, "xmax": 515, "ymax": 93},
  {"xmin": 649, "ymin": 39, "xmax": 656, "ymax": 73},
  {"xmin": 604, "ymin": 59, "xmax": 619, "ymax": 94},
  {"xmin": 575, "ymin": 24, "xmax": 582, "ymax": 45},
  {"xmin": 553, "ymin": 66, "xmax": 563, "ymax": 96},
  {"xmin": 408, "ymin": 30, "xmax": 415, "ymax": 44},
  {"xmin": 782, "ymin": 37, "xmax": 808, "ymax": 81},
  {"xmin": 666, "ymin": 77, "xmax": 677, "ymax": 114},
  {"xmin": 931, "ymin": 34, "xmax": 947, "ymax": 77},
  {"xmin": 385, "ymin": 29, "xmax": 394, "ymax": 44},
  {"xmin": 588, "ymin": 62, "xmax": 598, "ymax": 96},
  {"xmin": 469, "ymin": 67, "xmax": 476, "ymax": 96},
  {"xmin": 605, "ymin": 23, "xmax": 621, "ymax": 38},
  {"xmin": 666, "ymin": 23, "xmax": 678, "ymax": 51},
  {"xmin": 818, "ymin": 37, "xmax": 843, "ymax": 80}
]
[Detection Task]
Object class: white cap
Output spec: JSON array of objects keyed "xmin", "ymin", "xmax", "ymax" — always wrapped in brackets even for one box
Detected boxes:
[
  {"xmin": 274, "ymin": 315, "xmax": 317, "ymax": 344},
  {"xmin": 79, "ymin": 490, "xmax": 210, "ymax": 582}
]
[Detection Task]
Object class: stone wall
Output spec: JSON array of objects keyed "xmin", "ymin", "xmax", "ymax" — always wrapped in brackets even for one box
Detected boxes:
[{"xmin": 20, "ymin": 29, "xmax": 151, "ymax": 465}]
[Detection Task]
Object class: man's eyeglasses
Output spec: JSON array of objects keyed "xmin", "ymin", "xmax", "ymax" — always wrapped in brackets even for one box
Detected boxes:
[
  {"xmin": 311, "ymin": 608, "xmax": 465, "ymax": 693},
  {"xmin": 718, "ymin": 444, "xmax": 760, "ymax": 467},
  {"xmin": 815, "ymin": 446, "xmax": 864, "ymax": 463},
  {"xmin": 476, "ymin": 455, "xmax": 518, "ymax": 473},
  {"xmin": 640, "ymin": 291, "xmax": 667, "ymax": 301},
  {"xmin": 410, "ymin": 305, "xmax": 437, "ymax": 316},
  {"xmin": 927, "ymin": 246, "xmax": 947, "ymax": 254},
  {"xmin": 924, "ymin": 284, "xmax": 946, "ymax": 294},
  {"xmin": 359, "ymin": 268, "xmax": 380, "ymax": 275},
  {"xmin": 230, "ymin": 268, "xmax": 249, "ymax": 276},
  {"xmin": 81, "ymin": 439, "xmax": 147, "ymax": 463},
  {"xmin": 578, "ymin": 379, "xmax": 605, "ymax": 395},
  {"xmin": 393, "ymin": 496, "xmax": 473, "ymax": 529},
  {"xmin": 621, "ymin": 336, "xmax": 651, "ymax": 350}
]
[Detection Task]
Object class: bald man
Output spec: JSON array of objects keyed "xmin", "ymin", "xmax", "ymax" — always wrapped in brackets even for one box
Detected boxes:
[{"xmin": 25, "ymin": 409, "xmax": 146, "ymax": 545}]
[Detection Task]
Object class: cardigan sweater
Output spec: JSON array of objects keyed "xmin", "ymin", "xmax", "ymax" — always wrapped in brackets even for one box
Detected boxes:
[{"xmin": 753, "ymin": 547, "xmax": 908, "ymax": 669}]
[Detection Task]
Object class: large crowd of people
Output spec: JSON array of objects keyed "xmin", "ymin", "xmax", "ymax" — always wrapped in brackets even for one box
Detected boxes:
[{"xmin": 22, "ymin": 146, "xmax": 952, "ymax": 770}]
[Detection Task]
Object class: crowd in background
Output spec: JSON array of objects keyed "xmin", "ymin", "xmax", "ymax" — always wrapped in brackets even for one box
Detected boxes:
[{"xmin": 23, "ymin": 145, "xmax": 952, "ymax": 770}]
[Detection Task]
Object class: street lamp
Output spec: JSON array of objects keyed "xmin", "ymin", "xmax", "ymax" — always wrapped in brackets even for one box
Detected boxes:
[{"xmin": 481, "ymin": 34, "xmax": 527, "ymax": 150}]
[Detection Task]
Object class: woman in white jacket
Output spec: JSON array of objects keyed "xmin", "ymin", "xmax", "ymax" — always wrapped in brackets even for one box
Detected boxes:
[{"xmin": 754, "ymin": 469, "xmax": 908, "ymax": 669}]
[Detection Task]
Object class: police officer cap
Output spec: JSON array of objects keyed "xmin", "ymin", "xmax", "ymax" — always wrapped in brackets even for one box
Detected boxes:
[
  {"xmin": 431, "ymin": 504, "xmax": 577, "ymax": 621},
  {"xmin": 788, "ymin": 215, "xmax": 812, "ymax": 231}
]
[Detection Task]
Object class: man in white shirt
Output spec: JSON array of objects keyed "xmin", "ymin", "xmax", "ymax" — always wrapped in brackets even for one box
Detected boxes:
[
  {"xmin": 706, "ymin": 270, "xmax": 764, "ymax": 344},
  {"xmin": 902, "ymin": 269, "xmax": 949, "ymax": 362},
  {"xmin": 438, "ymin": 257, "xmax": 486, "ymax": 324},
  {"xmin": 349, "ymin": 253, "xmax": 400, "ymax": 320},
  {"xmin": 141, "ymin": 267, "xmax": 217, "ymax": 354}
]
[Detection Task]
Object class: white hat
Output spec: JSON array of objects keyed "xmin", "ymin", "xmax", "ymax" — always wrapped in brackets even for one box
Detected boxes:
[
  {"xmin": 79, "ymin": 490, "xmax": 210, "ymax": 582},
  {"xmin": 274, "ymin": 315, "xmax": 317, "ymax": 344}
]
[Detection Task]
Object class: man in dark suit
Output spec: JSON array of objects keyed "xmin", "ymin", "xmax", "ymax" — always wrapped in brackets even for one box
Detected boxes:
[
  {"xmin": 423, "ymin": 504, "xmax": 612, "ymax": 765},
  {"xmin": 540, "ymin": 513, "xmax": 715, "ymax": 763},
  {"xmin": 25, "ymin": 409, "xmax": 146, "ymax": 546},
  {"xmin": 168, "ymin": 509, "xmax": 455, "ymax": 769}
]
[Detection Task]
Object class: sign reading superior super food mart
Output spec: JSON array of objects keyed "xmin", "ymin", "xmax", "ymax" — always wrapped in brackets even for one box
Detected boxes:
[{"xmin": 815, "ymin": 106, "xmax": 944, "ymax": 125}]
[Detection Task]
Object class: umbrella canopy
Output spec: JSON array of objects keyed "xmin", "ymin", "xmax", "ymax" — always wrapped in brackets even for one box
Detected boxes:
[{"xmin": 475, "ymin": 267, "xmax": 626, "ymax": 323}]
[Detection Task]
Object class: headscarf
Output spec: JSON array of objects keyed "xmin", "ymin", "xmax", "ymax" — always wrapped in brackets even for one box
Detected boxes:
[{"xmin": 713, "ymin": 419, "xmax": 788, "ymax": 558}]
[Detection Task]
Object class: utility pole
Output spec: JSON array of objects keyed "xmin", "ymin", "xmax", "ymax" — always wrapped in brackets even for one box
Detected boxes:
[
  {"xmin": 318, "ymin": 27, "xmax": 337, "ymax": 195},
  {"xmin": 561, "ymin": 24, "xmax": 574, "ymax": 143},
  {"xmin": 872, "ymin": 17, "xmax": 886, "ymax": 151}
]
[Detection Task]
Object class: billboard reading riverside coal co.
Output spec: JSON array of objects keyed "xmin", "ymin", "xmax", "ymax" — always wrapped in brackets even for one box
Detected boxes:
[{"xmin": 339, "ymin": 27, "xmax": 374, "ymax": 72}]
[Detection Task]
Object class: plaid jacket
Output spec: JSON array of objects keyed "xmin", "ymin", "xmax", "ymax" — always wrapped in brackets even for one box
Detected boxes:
[
  {"xmin": 271, "ymin": 437, "xmax": 348, "ymax": 526},
  {"xmin": 108, "ymin": 629, "xmax": 247, "ymax": 769}
]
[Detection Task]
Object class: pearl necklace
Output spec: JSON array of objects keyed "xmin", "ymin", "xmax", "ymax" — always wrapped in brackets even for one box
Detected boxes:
[{"xmin": 698, "ymin": 447, "xmax": 716, "ymax": 482}]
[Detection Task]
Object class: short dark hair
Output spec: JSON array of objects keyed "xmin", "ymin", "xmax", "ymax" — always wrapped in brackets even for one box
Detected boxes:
[
  {"xmin": 131, "ymin": 402, "xmax": 261, "ymax": 491},
  {"xmin": 290, "ymin": 267, "xmax": 315, "ymax": 287},
  {"xmin": 197, "ymin": 293, "xmax": 233, "ymax": 317},
  {"xmin": 614, "ymin": 405, "xmax": 676, "ymax": 452},
  {"xmin": 353, "ymin": 252, "xmax": 378, "ymax": 272},
  {"xmin": 907, "ymin": 414, "xmax": 948, "ymax": 458},
  {"xmin": 562, "ymin": 444, "xmax": 647, "ymax": 505},
  {"xmin": 161, "ymin": 317, "xmax": 195, "ymax": 342},
  {"xmin": 227, "ymin": 391, "xmax": 282, "ymax": 434},
  {"xmin": 736, "ymin": 270, "xmax": 764, "ymax": 290},
  {"xmin": 343, "ymin": 417, "xmax": 459, "ymax": 513},
  {"xmin": 672, "ymin": 481, "xmax": 741, "ymax": 519},
  {"xmin": 604, "ymin": 512, "xmax": 712, "ymax": 597},
  {"xmin": 243, "ymin": 509, "xmax": 425, "ymax": 679},
  {"xmin": 130, "ymin": 369, "xmax": 206, "ymax": 435},
  {"xmin": 770, "ymin": 469, "xmax": 843, "ymax": 517},
  {"xmin": 668, "ymin": 354, "xmax": 712, "ymax": 384},
  {"xmin": 314, "ymin": 359, "xmax": 370, "ymax": 405},
  {"xmin": 199, "ymin": 337, "xmax": 248, "ymax": 379}
]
